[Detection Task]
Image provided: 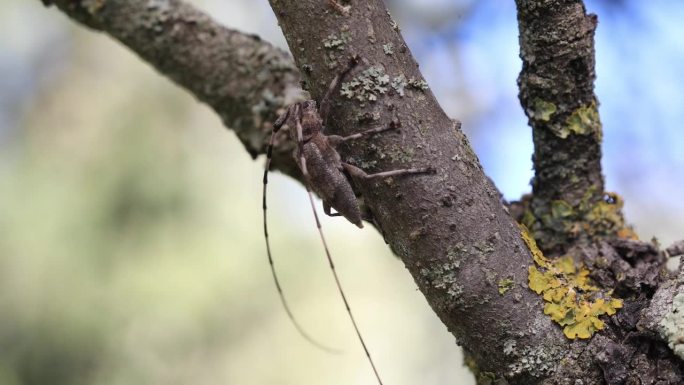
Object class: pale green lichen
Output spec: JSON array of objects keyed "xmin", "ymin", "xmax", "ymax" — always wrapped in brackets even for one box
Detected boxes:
[
  {"xmin": 565, "ymin": 102, "xmax": 601, "ymax": 137},
  {"xmin": 383, "ymin": 43, "xmax": 395, "ymax": 55},
  {"xmin": 476, "ymin": 372, "xmax": 508, "ymax": 385},
  {"xmin": 474, "ymin": 240, "xmax": 495, "ymax": 255},
  {"xmin": 466, "ymin": 354, "xmax": 509, "ymax": 385},
  {"xmin": 531, "ymin": 98, "xmax": 557, "ymax": 122},
  {"xmin": 503, "ymin": 339, "xmax": 517, "ymax": 356},
  {"xmin": 550, "ymin": 101, "xmax": 602, "ymax": 139},
  {"xmin": 387, "ymin": 10, "xmax": 400, "ymax": 31},
  {"xmin": 407, "ymin": 77, "xmax": 429, "ymax": 91},
  {"xmin": 340, "ymin": 66, "xmax": 390, "ymax": 102},
  {"xmin": 498, "ymin": 278, "xmax": 515, "ymax": 295},
  {"xmin": 383, "ymin": 145, "xmax": 414, "ymax": 163},
  {"xmin": 520, "ymin": 190, "xmax": 638, "ymax": 250},
  {"xmin": 391, "ymin": 74, "xmax": 407, "ymax": 96},
  {"xmin": 325, "ymin": 56, "xmax": 338, "ymax": 69},
  {"xmin": 358, "ymin": 159, "xmax": 377, "ymax": 169},
  {"xmin": 550, "ymin": 199, "xmax": 573, "ymax": 220},
  {"xmin": 323, "ymin": 33, "xmax": 349, "ymax": 51},
  {"xmin": 660, "ymin": 291, "xmax": 684, "ymax": 360},
  {"xmin": 446, "ymin": 244, "xmax": 466, "ymax": 265},
  {"xmin": 507, "ymin": 344, "xmax": 561, "ymax": 378},
  {"xmin": 341, "ymin": 66, "xmax": 428, "ymax": 101},
  {"xmin": 424, "ymin": 261, "xmax": 462, "ymax": 299},
  {"xmin": 421, "ymin": 243, "xmax": 470, "ymax": 304}
]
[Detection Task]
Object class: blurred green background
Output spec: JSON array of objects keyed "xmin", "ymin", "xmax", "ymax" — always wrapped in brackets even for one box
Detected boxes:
[{"xmin": 1, "ymin": 1, "xmax": 683, "ymax": 385}]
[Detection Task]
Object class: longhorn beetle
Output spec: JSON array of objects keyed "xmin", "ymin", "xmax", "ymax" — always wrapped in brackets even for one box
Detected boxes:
[{"xmin": 262, "ymin": 56, "xmax": 434, "ymax": 385}]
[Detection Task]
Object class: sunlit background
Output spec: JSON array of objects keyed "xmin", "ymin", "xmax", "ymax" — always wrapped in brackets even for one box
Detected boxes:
[{"xmin": 1, "ymin": 1, "xmax": 683, "ymax": 384}]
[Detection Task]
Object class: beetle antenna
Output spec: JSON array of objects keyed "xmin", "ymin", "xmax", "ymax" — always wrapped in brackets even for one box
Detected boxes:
[
  {"xmin": 293, "ymin": 110, "xmax": 384, "ymax": 385},
  {"xmin": 303, "ymin": 187, "xmax": 384, "ymax": 385},
  {"xmin": 262, "ymin": 110, "xmax": 340, "ymax": 353}
]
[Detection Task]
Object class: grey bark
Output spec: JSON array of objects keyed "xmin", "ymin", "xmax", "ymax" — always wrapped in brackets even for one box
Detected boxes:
[
  {"xmin": 43, "ymin": 0, "xmax": 684, "ymax": 383},
  {"xmin": 515, "ymin": 1, "xmax": 616, "ymax": 253},
  {"xmin": 517, "ymin": 1, "xmax": 604, "ymax": 206}
]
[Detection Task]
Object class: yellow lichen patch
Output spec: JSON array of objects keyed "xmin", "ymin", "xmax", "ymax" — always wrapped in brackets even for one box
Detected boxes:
[
  {"xmin": 564, "ymin": 316, "xmax": 604, "ymax": 339},
  {"xmin": 521, "ymin": 209, "xmax": 537, "ymax": 231},
  {"xmin": 606, "ymin": 298, "xmax": 623, "ymax": 315},
  {"xmin": 567, "ymin": 103, "xmax": 601, "ymax": 134},
  {"xmin": 617, "ymin": 227, "xmax": 639, "ymax": 240},
  {"xmin": 551, "ymin": 200, "xmax": 574, "ymax": 220},
  {"xmin": 554, "ymin": 255, "xmax": 576, "ymax": 275},
  {"xmin": 585, "ymin": 193, "xmax": 625, "ymax": 233},
  {"xmin": 543, "ymin": 286, "xmax": 569, "ymax": 303},
  {"xmin": 583, "ymin": 193, "xmax": 638, "ymax": 240},
  {"xmin": 519, "ymin": 191, "xmax": 638, "ymax": 249},
  {"xmin": 532, "ymin": 98, "xmax": 557, "ymax": 122},
  {"xmin": 574, "ymin": 268, "xmax": 598, "ymax": 291},
  {"xmin": 522, "ymin": 225, "xmax": 623, "ymax": 339},
  {"xmin": 528, "ymin": 266, "xmax": 560, "ymax": 294},
  {"xmin": 561, "ymin": 299, "xmax": 622, "ymax": 339},
  {"xmin": 498, "ymin": 278, "xmax": 515, "ymax": 295},
  {"xmin": 520, "ymin": 224, "xmax": 550, "ymax": 268},
  {"xmin": 555, "ymin": 101, "xmax": 602, "ymax": 139}
]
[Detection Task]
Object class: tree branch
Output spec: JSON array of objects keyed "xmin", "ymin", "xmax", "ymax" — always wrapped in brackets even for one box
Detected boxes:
[
  {"xmin": 516, "ymin": 0, "xmax": 604, "ymax": 204},
  {"xmin": 46, "ymin": 0, "xmax": 306, "ymax": 180},
  {"xmin": 638, "ymin": 256, "xmax": 684, "ymax": 363},
  {"xmin": 267, "ymin": 0, "xmax": 574, "ymax": 381},
  {"xmin": 514, "ymin": 1, "xmax": 628, "ymax": 252}
]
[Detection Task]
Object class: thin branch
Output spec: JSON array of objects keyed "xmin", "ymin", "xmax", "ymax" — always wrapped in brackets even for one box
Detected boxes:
[
  {"xmin": 516, "ymin": 0, "xmax": 604, "ymax": 204},
  {"xmin": 46, "ymin": 0, "xmax": 306, "ymax": 180},
  {"xmin": 514, "ymin": 1, "xmax": 627, "ymax": 251}
]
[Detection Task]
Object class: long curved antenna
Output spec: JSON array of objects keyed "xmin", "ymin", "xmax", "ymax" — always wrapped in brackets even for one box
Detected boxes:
[
  {"xmin": 304, "ymin": 188, "xmax": 384, "ymax": 385},
  {"xmin": 294, "ymin": 115, "xmax": 384, "ymax": 385},
  {"xmin": 262, "ymin": 108, "xmax": 339, "ymax": 353}
]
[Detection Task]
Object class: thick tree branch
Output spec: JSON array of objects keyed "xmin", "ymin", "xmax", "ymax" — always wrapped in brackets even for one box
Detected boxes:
[
  {"xmin": 46, "ymin": 0, "xmax": 306, "ymax": 180},
  {"xmin": 267, "ymin": 0, "xmax": 580, "ymax": 382}
]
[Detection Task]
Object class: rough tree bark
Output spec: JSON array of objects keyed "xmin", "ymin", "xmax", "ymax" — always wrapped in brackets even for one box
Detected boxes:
[
  {"xmin": 43, "ymin": 0, "xmax": 684, "ymax": 384},
  {"xmin": 514, "ymin": 0, "xmax": 615, "ymax": 253}
]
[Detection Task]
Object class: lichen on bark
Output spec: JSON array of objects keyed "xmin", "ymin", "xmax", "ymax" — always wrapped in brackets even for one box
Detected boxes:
[{"xmin": 515, "ymin": 0, "xmax": 612, "ymax": 249}]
